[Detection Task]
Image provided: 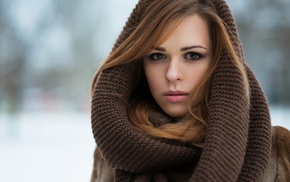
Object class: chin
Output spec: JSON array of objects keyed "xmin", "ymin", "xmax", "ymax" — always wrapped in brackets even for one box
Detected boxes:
[{"xmin": 164, "ymin": 109, "xmax": 188, "ymax": 118}]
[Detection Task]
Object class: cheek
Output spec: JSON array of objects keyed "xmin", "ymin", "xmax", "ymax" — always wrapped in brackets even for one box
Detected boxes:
[
  {"xmin": 189, "ymin": 64, "xmax": 209, "ymax": 88},
  {"xmin": 188, "ymin": 62, "xmax": 211, "ymax": 102},
  {"xmin": 144, "ymin": 65, "xmax": 160, "ymax": 95}
]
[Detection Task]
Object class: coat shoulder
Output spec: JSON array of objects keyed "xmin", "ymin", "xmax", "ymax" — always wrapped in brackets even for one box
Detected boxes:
[
  {"xmin": 258, "ymin": 125, "xmax": 290, "ymax": 182},
  {"xmin": 273, "ymin": 125, "xmax": 290, "ymax": 142},
  {"xmin": 91, "ymin": 147, "xmax": 114, "ymax": 182},
  {"xmin": 272, "ymin": 125, "xmax": 290, "ymax": 182}
]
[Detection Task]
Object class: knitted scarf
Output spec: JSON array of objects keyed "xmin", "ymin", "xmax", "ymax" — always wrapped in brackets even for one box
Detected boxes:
[{"xmin": 91, "ymin": 0, "xmax": 272, "ymax": 181}]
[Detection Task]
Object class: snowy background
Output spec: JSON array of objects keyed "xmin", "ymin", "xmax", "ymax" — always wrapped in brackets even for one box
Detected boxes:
[
  {"xmin": 0, "ymin": 113, "xmax": 95, "ymax": 182},
  {"xmin": 1, "ymin": 0, "xmax": 289, "ymax": 182}
]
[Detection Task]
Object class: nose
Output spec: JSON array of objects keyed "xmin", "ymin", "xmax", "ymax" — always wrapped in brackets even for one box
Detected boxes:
[{"xmin": 166, "ymin": 58, "xmax": 183, "ymax": 83}]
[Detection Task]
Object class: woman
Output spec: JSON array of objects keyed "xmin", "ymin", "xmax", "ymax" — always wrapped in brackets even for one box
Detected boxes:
[{"xmin": 90, "ymin": 0, "xmax": 290, "ymax": 181}]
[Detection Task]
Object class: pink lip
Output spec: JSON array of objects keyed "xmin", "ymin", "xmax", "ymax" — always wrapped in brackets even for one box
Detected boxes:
[{"xmin": 164, "ymin": 90, "xmax": 188, "ymax": 103}]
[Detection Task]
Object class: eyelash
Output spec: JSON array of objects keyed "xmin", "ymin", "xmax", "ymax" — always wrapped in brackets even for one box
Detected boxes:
[
  {"xmin": 147, "ymin": 53, "xmax": 167, "ymax": 61},
  {"xmin": 184, "ymin": 52, "xmax": 204, "ymax": 61},
  {"xmin": 147, "ymin": 52, "xmax": 204, "ymax": 61}
]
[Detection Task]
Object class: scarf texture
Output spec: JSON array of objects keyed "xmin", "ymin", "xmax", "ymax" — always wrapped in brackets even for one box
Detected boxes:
[{"xmin": 91, "ymin": 0, "xmax": 272, "ymax": 181}]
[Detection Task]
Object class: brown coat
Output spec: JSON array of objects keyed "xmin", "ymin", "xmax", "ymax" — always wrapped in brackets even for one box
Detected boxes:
[
  {"xmin": 91, "ymin": 126, "xmax": 290, "ymax": 182},
  {"xmin": 258, "ymin": 126, "xmax": 290, "ymax": 182},
  {"xmin": 90, "ymin": 147, "xmax": 114, "ymax": 182}
]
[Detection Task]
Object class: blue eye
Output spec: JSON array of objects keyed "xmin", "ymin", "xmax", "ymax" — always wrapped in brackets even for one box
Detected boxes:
[
  {"xmin": 184, "ymin": 52, "xmax": 203, "ymax": 60},
  {"xmin": 148, "ymin": 53, "xmax": 167, "ymax": 61}
]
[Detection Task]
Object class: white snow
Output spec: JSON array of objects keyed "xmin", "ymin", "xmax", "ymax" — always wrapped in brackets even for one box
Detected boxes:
[
  {"xmin": 0, "ymin": 112, "xmax": 95, "ymax": 182},
  {"xmin": 270, "ymin": 106, "xmax": 290, "ymax": 129}
]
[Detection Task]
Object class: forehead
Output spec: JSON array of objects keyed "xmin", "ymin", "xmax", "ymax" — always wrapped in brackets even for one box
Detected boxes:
[{"xmin": 156, "ymin": 15, "xmax": 211, "ymax": 49}]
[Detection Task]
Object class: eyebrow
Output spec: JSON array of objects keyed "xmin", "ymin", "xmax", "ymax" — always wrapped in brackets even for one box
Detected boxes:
[
  {"xmin": 154, "ymin": 45, "xmax": 208, "ymax": 52},
  {"xmin": 181, "ymin": 45, "xmax": 208, "ymax": 51}
]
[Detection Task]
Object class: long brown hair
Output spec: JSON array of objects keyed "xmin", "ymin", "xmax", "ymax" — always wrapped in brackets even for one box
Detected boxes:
[{"xmin": 91, "ymin": 0, "xmax": 249, "ymax": 145}]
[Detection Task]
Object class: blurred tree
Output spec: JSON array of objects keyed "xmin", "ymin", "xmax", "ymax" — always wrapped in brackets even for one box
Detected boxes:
[
  {"xmin": 0, "ymin": 1, "xmax": 28, "ymax": 113},
  {"xmin": 0, "ymin": 0, "xmax": 101, "ymax": 112},
  {"xmin": 232, "ymin": 0, "xmax": 290, "ymax": 105}
]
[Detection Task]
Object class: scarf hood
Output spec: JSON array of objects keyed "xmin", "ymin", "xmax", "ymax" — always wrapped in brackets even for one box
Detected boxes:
[{"xmin": 91, "ymin": 0, "xmax": 272, "ymax": 181}]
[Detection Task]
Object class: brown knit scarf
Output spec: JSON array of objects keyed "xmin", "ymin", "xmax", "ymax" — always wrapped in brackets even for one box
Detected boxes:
[{"xmin": 91, "ymin": 0, "xmax": 272, "ymax": 181}]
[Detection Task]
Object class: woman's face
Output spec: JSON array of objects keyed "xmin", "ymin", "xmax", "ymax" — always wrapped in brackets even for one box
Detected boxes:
[{"xmin": 143, "ymin": 14, "xmax": 212, "ymax": 117}]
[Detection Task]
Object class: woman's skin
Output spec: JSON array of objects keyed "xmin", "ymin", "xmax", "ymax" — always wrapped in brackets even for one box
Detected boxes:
[{"xmin": 143, "ymin": 14, "xmax": 212, "ymax": 117}]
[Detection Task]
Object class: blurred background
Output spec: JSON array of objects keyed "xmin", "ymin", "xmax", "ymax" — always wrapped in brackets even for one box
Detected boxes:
[{"xmin": 0, "ymin": 0, "xmax": 289, "ymax": 181}]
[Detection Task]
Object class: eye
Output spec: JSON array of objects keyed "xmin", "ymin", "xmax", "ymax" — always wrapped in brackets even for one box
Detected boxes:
[
  {"xmin": 148, "ymin": 53, "xmax": 167, "ymax": 61},
  {"xmin": 184, "ymin": 52, "xmax": 203, "ymax": 61}
]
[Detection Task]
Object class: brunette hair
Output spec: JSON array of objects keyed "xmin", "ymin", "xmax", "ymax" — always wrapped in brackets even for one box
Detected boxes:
[{"xmin": 91, "ymin": 0, "xmax": 249, "ymax": 145}]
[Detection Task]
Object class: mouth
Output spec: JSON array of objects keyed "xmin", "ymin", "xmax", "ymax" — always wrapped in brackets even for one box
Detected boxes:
[
  {"xmin": 164, "ymin": 91, "xmax": 188, "ymax": 103},
  {"xmin": 164, "ymin": 90, "xmax": 188, "ymax": 96}
]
